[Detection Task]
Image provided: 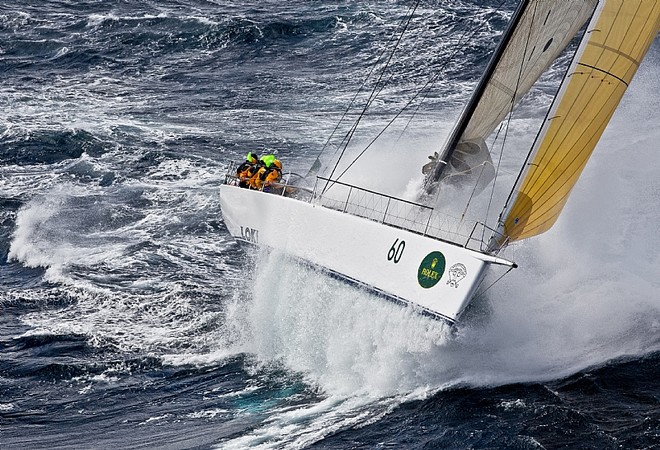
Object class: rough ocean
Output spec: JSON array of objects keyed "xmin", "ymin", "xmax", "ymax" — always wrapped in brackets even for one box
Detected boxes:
[{"xmin": 1, "ymin": 1, "xmax": 659, "ymax": 449}]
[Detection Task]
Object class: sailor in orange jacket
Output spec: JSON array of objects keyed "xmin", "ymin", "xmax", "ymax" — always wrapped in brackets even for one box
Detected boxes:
[
  {"xmin": 236, "ymin": 152, "xmax": 260, "ymax": 188},
  {"xmin": 249, "ymin": 155, "xmax": 282, "ymax": 190},
  {"xmin": 262, "ymin": 159, "xmax": 282, "ymax": 191}
]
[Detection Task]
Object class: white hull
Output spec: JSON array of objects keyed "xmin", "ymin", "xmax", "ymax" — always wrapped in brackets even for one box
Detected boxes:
[{"xmin": 219, "ymin": 184, "xmax": 511, "ymax": 324}]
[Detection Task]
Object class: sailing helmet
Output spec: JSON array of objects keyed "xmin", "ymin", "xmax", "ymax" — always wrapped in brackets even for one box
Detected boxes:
[
  {"xmin": 260, "ymin": 154, "xmax": 276, "ymax": 168},
  {"xmin": 246, "ymin": 152, "xmax": 258, "ymax": 164}
]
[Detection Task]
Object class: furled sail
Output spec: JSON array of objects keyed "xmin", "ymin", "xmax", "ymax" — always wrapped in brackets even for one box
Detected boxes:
[
  {"xmin": 502, "ymin": 0, "xmax": 660, "ymax": 243},
  {"xmin": 424, "ymin": 0, "xmax": 598, "ymax": 191}
]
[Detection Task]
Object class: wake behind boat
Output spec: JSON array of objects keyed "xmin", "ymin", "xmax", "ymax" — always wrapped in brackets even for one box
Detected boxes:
[{"xmin": 220, "ymin": 0, "xmax": 660, "ymax": 325}]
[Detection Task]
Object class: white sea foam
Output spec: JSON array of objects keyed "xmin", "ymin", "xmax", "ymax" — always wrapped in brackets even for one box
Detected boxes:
[
  {"xmin": 187, "ymin": 408, "xmax": 229, "ymax": 419},
  {"xmin": 86, "ymin": 12, "xmax": 169, "ymax": 28},
  {"xmin": 7, "ymin": 155, "xmax": 233, "ymax": 357},
  {"xmin": 8, "ymin": 183, "xmax": 130, "ymax": 284},
  {"xmin": 0, "ymin": 403, "xmax": 15, "ymax": 412}
]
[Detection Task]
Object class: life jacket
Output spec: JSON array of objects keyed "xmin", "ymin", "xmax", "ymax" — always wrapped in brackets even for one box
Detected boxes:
[
  {"xmin": 248, "ymin": 155, "xmax": 282, "ymax": 190},
  {"xmin": 263, "ymin": 167, "xmax": 282, "ymax": 187},
  {"xmin": 248, "ymin": 165, "xmax": 268, "ymax": 190},
  {"xmin": 237, "ymin": 160, "xmax": 259, "ymax": 179},
  {"xmin": 249, "ymin": 165, "xmax": 281, "ymax": 190}
]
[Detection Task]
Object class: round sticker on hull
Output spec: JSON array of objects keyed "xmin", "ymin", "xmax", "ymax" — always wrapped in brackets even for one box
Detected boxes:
[{"xmin": 417, "ymin": 251, "xmax": 446, "ymax": 288}]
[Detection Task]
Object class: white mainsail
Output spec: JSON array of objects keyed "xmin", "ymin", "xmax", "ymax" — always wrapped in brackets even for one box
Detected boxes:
[{"xmin": 425, "ymin": 0, "xmax": 598, "ymax": 189}]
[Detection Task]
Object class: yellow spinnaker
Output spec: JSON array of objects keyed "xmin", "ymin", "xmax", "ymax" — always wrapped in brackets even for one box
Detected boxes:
[{"xmin": 504, "ymin": 0, "xmax": 660, "ymax": 242}]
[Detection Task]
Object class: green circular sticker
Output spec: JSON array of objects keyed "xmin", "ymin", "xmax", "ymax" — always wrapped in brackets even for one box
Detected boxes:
[{"xmin": 417, "ymin": 251, "xmax": 446, "ymax": 289}]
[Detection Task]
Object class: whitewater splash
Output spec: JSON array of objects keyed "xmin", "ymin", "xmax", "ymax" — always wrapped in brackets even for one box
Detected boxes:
[{"xmin": 5, "ymin": 155, "xmax": 235, "ymax": 357}]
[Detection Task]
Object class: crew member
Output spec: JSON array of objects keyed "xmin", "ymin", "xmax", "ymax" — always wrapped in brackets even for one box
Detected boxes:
[
  {"xmin": 249, "ymin": 154, "xmax": 282, "ymax": 190},
  {"xmin": 236, "ymin": 152, "xmax": 259, "ymax": 188},
  {"xmin": 259, "ymin": 154, "xmax": 276, "ymax": 169},
  {"xmin": 262, "ymin": 159, "xmax": 282, "ymax": 192}
]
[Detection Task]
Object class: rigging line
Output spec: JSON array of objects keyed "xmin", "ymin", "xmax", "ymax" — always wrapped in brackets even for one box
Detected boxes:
[
  {"xmin": 311, "ymin": 6, "xmax": 416, "ymax": 176},
  {"xmin": 323, "ymin": 1, "xmax": 420, "ymax": 193},
  {"xmin": 332, "ymin": 86, "xmax": 429, "ymax": 182},
  {"xmin": 473, "ymin": 265, "xmax": 515, "ymax": 299},
  {"xmin": 482, "ymin": 1, "xmax": 539, "ymax": 246},
  {"xmin": 461, "ymin": 164, "xmax": 488, "ymax": 221},
  {"xmin": 395, "ymin": 0, "xmax": 511, "ymax": 144},
  {"xmin": 324, "ymin": 3, "xmax": 419, "ymax": 177},
  {"xmin": 332, "ymin": 0, "xmax": 511, "ymax": 188},
  {"xmin": 427, "ymin": 0, "xmax": 531, "ymax": 195},
  {"xmin": 330, "ymin": 64, "xmax": 399, "ymax": 164},
  {"xmin": 323, "ymin": 0, "xmax": 421, "ymax": 195},
  {"xmin": 430, "ymin": 1, "xmax": 514, "ymax": 209},
  {"xmin": 462, "ymin": 122, "xmax": 508, "ymax": 227},
  {"xmin": 332, "ymin": 52, "xmax": 465, "ymax": 183},
  {"xmin": 441, "ymin": 160, "xmax": 495, "ymax": 182}
]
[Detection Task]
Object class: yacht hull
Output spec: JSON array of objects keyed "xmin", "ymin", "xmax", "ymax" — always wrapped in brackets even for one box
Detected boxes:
[{"xmin": 220, "ymin": 184, "xmax": 503, "ymax": 324}]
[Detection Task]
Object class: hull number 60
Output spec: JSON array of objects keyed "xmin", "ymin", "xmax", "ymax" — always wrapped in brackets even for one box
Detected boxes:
[{"xmin": 387, "ymin": 239, "xmax": 405, "ymax": 264}]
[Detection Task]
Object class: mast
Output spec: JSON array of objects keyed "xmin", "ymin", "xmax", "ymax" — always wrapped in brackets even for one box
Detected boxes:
[{"xmin": 424, "ymin": 0, "xmax": 530, "ymax": 192}]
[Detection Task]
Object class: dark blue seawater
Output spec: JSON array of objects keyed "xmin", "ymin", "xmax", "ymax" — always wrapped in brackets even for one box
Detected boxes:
[{"xmin": 1, "ymin": 1, "xmax": 659, "ymax": 448}]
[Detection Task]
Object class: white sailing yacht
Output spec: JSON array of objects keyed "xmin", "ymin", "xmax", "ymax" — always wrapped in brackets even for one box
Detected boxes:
[{"xmin": 220, "ymin": 0, "xmax": 660, "ymax": 325}]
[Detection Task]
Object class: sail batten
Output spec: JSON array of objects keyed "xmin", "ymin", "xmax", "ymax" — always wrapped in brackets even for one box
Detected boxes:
[
  {"xmin": 502, "ymin": 0, "xmax": 660, "ymax": 243},
  {"xmin": 576, "ymin": 62, "xmax": 629, "ymax": 85}
]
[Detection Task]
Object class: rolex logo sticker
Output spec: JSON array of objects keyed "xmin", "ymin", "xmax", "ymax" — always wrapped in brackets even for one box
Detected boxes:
[{"xmin": 417, "ymin": 251, "xmax": 446, "ymax": 289}]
